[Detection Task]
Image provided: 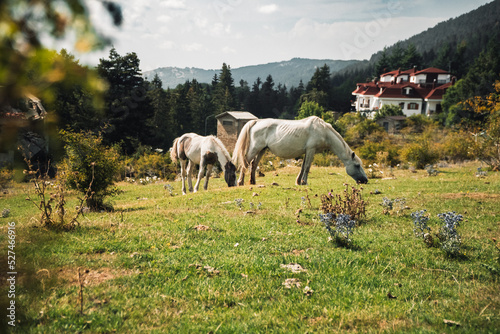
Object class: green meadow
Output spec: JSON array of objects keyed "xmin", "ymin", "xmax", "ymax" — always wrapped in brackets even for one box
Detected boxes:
[{"xmin": 1, "ymin": 164, "xmax": 499, "ymax": 333}]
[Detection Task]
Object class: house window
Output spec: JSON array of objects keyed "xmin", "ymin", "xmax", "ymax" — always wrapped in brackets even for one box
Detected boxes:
[
  {"xmin": 399, "ymin": 102, "xmax": 405, "ymax": 110},
  {"xmin": 408, "ymin": 103, "xmax": 419, "ymax": 110},
  {"xmin": 383, "ymin": 122, "xmax": 389, "ymax": 132},
  {"xmin": 222, "ymin": 120, "xmax": 233, "ymax": 126}
]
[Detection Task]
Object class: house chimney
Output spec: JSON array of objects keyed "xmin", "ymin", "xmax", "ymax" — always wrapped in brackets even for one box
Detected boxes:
[
  {"xmin": 451, "ymin": 76, "xmax": 456, "ymax": 85},
  {"xmin": 413, "ymin": 65, "xmax": 417, "ymax": 73},
  {"xmin": 432, "ymin": 79, "xmax": 436, "ymax": 89}
]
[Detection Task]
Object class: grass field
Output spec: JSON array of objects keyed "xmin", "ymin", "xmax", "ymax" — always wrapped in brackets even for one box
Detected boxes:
[{"xmin": 1, "ymin": 163, "xmax": 499, "ymax": 333}]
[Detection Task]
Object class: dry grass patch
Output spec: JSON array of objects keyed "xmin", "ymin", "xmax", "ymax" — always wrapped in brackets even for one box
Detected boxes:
[
  {"xmin": 441, "ymin": 192, "xmax": 500, "ymax": 200},
  {"xmin": 57, "ymin": 267, "xmax": 140, "ymax": 286}
]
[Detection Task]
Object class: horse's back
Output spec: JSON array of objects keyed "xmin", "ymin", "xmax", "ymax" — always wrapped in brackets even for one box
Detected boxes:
[{"xmin": 246, "ymin": 118, "xmax": 322, "ymax": 158}]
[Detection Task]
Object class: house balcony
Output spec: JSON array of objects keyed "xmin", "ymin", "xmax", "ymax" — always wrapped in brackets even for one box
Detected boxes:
[{"xmin": 417, "ymin": 79, "xmax": 449, "ymax": 85}]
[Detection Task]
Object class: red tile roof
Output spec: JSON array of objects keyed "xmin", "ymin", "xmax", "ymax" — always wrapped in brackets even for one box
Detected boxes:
[
  {"xmin": 424, "ymin": 81, "xmax": 453, "ymax": 100},
  {"xmin": 412, "ymin": 67, "xmax": 449, "ymax": 76},
  {"xmin": 380, "ymin": 69, "xmax": 400, "ymax": 77},
  {"xmin": 380, "ymin": 67, "xmax": 449, "ymax": 78},
  {"xmin": 375, "ymin": 86, "xmax": 431, "ymax": 99}
]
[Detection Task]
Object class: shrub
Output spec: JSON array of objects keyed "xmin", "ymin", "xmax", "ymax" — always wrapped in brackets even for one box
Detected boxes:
[
  {"xmin": 2, "ymin": 208, "xmax": 10, "ymax": 218},
  {"xmin": 463, "ymin": 81, "xmax": 500, "ymax": 170},
  {"xmin": 319, "ymin": 213, "xmax": 356, "ymax": 246},
  {"xmin": 313, "ymin": 152, "xmax": 342, "ymax": 167},
  {"xmin": 425, "ymin": 164, "xmax": 439, "ymax": 176},
  {"xmin": 410, "ymin": 209, "xmax": 464, "ymax": 256},
  {"xmin": 469, "ymin": 114, "xmax": 500, "ymax": 170},
  {"xmin": 373, "ymin": 104, "xmax": 404, "ymax": 121},
  {"xmin": 401, "ymin": 141, "xmax": 439, "ymax": 169},
  {"xmin": 0, "ymin": 167, "xmax": 13, "ymax": 190},
  {"xmin": 335, "ymin": 112, "xmax": 364, "ymax": 137},
  {"xmin": 437, "ymin": 211, "xmax": 463, "ymax": 257},
  {"xmin": 59, "ymin": 129, "xmax": 121, "ymax": 211},
  {"xmin": 441, "ymin": 130, "xmax": 474, "ymax": 163},
  {"xmin": 358, "ymin": 139, "xmax": 400, "ymax": 166},
  {"xmin": 411, "ymin": 210, "xmax": 432, "ymax": 246},
  {"xmin": 296, "ymin": 100, "xmax": 324, "ymax": 120},
  {"xmin": 320, "ymin": 184, "xmax": 366, "ymax": 222},
  {"xmin": 358, "ymin": 141, "xmax": 385, "ymax": 164},
  {"xmin": 381, "ymin": 197, "xmax": 407, "ymax": 215},
  {"xmin": 24, "ymin": 159, "xmax": 91, "ymax": 230},
  {"xmin": 134, "ymin": 151, "xmax": 175, "ymax": 180},
  {"xmin": 402, "ymin": 114, "xmax": 436, "ymax": 134},
  {"xmin": 344, "ymin": 119, "xmax": 386, "ymax": 147}
]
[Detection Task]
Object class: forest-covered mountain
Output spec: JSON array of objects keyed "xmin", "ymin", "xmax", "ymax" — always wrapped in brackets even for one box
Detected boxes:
[
  {"xmin": 328, "ymin": 0, "xmax": 500, "ymax": 113},
  {"xmin": 371, "ymin": 0, "xmax": 500, "ymax": 66},
  {"xmin": 143, "ymin": 58, "xmax": 360, "ymax": 89},
  {"xmin": 340, "ymin": 0, "xmax": 500, "ymax": 78}
]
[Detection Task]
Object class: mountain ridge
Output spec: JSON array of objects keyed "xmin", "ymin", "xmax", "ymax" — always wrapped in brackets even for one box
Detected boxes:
[{"xmin": 143, "ymin": 58, "xmax": 360, "ymax": 89}]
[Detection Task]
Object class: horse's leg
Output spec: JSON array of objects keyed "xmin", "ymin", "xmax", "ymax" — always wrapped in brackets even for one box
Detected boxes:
[
  {"xmin": 237, "ymin": 168, "xmax": 245, "ymax": 186},
  {"xmin": 180, "ymin": 159, "xmax": 188, "ymax": 195},
  {"xmin": 187, "ymin": 161, "xmax": 194, "ymax": 193},
  {"xmin": 297, "ymin": 149, "xmax": 315, "ymax": 185},
  {"xmin": 296, "ymin": 163, "xmax": 305, "ymax": 186},
  {"xmin": 250, "ymin": 149, "xmax": 266, "ymax": 185},
  {"xmin": 193, "ymin": 159, "xmax": 204, "ymax": 193},
  {"xmin": 204, "ymin": 164, "xmax": 214, "ymax": 190}
]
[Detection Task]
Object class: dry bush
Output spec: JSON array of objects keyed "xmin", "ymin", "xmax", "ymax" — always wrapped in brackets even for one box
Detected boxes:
[{"xmin": 320, "ymin": 184, "xmax": 367, "ymax": 222}]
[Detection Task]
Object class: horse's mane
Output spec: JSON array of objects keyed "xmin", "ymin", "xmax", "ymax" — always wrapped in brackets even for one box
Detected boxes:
[
  {"xmin": 311, "ymin": 116, "xmax": 351, "ymax": 155},
  {"xmin": 209, "ymin": 135, "xmax": 231, "ymax": 160}
]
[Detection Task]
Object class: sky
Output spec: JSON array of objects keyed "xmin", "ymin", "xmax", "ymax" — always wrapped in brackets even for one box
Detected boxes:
[{"xmin": 69, "ymin": 0, "xmax": 494, "ymax": 71}]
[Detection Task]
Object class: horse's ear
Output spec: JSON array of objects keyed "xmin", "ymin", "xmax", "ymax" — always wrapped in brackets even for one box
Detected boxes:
[{"xmin": 351, "ymin": 152, "xmax": 355, "ymax": 160}]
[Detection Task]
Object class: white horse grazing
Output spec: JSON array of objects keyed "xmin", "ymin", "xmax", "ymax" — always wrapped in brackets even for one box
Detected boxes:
[
  {"xmin": 171, "ymin": 133, "xmax": 237, "ymax": 195},
  {"xmin": 232, "ymin": 116, "xmax": 368, "ymax": 186}
]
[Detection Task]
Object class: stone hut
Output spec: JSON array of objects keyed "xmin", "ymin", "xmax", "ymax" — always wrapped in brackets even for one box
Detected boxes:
[
  {"xmin": 216, "ymin": 111, "xmax": 257, "ymax": 153},
  {"xmin": 376, "ymin": 115, "xmax": 406, "ymax": 134}
]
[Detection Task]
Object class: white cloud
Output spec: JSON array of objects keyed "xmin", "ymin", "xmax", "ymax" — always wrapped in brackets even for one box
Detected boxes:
[
  {"xmin": 156, "ymin": 15, "xmax": 172, "ymax": 23},
  {"xmin": 259, "ymin": 4, "xmax": 279, "ymax": 14},
  {"xmin": 142, "ymin": 32, "xmax": 161, "ymax": 40},
  {"xmin": 182, "ymin": 43, "xmax": 203, "ymax": 52},
  {"xmin": 288, "ymin": 15, "xmax": 444, "ymax": 60},
  {"xmin": 203, "ymin": 22, "xmax": 231, "ymax": 37},
  {"xmin": 159, "ymin": 40, "xmax": 175, "ymax": 50},
  {"xmin": 222, "ymin": 46, "xmax": 236, "ymax": 54},
  {"xmin": 159, "ymin": 0, "xmax": 186, "ymax": 9}
]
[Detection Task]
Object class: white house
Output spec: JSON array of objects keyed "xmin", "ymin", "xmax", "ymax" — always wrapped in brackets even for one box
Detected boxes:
[{"xmin": 352, "ymin": 67, "xmax": 455, "ymax": 117}]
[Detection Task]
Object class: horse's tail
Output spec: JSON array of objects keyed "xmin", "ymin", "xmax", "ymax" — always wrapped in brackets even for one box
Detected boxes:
[
  {"xmin": 232, "ymin": 119, "xmax": 258, "ymax": 170},
  {"xmin": 170, "ymin": 137, "xmax": 180, "ymax": 162}
]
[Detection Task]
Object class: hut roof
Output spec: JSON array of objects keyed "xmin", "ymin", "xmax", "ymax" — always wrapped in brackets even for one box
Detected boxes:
[{"xmin": 216, "ymin": 111, "xmax": 257, "ymax": 120}]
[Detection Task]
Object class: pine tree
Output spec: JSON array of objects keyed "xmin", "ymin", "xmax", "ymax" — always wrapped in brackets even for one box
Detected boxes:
[
  {"xmin": 97, "ymin": 48, "xmax": 153, "ymax": 154},
  {"xmin": 390, "ymin": 42, "xmax": 405, "ymax": 70},
  {"xmin": 211, "ymin": 63, "xmax": 236, "ymax": 114},
  {"xmin": 307, "ymin": 64, "xmax": 331, "ymax": 93},
  {"xmin": 261, "ymin": 75, "xmax": 277, "ymax": 118},
  {"xmin": 402, "ymin": 43, "xmax": 423, "ymax": 70},
  {"xmin": 374, "ymin": 47, "xmax": 391, "ymax": 76}
]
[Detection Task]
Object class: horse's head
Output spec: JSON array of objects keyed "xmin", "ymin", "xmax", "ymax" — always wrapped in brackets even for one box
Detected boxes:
[
  {"xmin": 345, "ymin": 152, "xmax": 368, "ymax": 184},
  {"xmin": 224, "ymin": 161, "xmax": 237, "ymax": 187}
]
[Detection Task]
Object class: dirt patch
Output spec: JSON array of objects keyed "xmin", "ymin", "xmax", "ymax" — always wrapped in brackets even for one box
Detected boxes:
[
  {"xmin": 56, "ymin": 267, "xmax": 140, "ymax": 286},
  {"xmin": 283, "ymin": 248, "xmax": 313, "ymax": 257},
  {"xmin": 441, "ymin": 192, "xmax": 500, "ymax": 200},
  {"xmin": 280, "ymin": 263, "xmax": 308, "ymax": 273}
]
